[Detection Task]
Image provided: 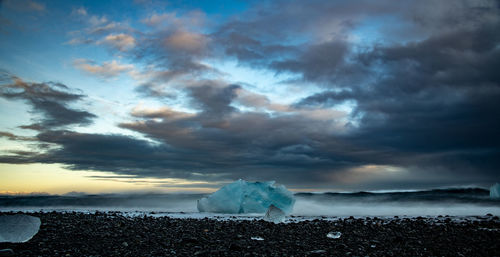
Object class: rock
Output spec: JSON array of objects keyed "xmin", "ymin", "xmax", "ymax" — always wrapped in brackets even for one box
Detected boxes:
[
  {"xmin": 194, "ymin": 250, "xmax": 207, "ymax": 256},
  {"xmin": 180, "ymin": 237, "xmax": 198, "ymax": 244},
  {"xmin": 229, "ymin": 243, "xmax": 242, "ymax": 251},
  {"xmin": 1, "ymin": 211, "xmax": 498, "ymax": 256}
]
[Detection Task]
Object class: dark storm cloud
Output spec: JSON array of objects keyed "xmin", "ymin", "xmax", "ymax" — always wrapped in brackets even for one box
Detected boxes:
[
  {"xmin": 296, "ymin": 90, "xmax": 354, "ymax": 107},
  {"xmin": 116, "ymin": 83, "xmax": 388, "ymax": 186},
  {"xmin": 213, "ymin": 0, "xmax": 500, "ymax": 85},
  {"xmin": 0, "ymin": 130, "xmax": 182, "ymax": 177},
  {"xmin": 212, "ymin": 28, "xmax": 298, "ymax": 67},
  {"xmin": 0, "ymin": 80, "xmax": 357, "ymax": 186},
  {"xmin": 188, "ymin": 83, "xmax": 240, "ymax": 116},
  {"xmin": 270, "ymin": 40, "xmax": 351, "ymax": 83},
  {"xmin": 0, "ymin": 71, "xmax": 96, "ymax": 130},
  {"xmin": 291, "ymin": 8, "xmax": 500, "ymax": 183},
  {"xmin": 210, "ymin": 0, "xmax": 410, "ymax": 69},
  {"xmin": 203, "ymin": 0, "xmax": 500, "ymax": 186},
  {"xmin": 0, "ymin": 125, "xmax": 351, "ymax": 185}
]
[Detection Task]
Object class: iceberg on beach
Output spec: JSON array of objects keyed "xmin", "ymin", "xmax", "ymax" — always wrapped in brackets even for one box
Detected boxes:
[
  {"xmin": 0, "ymin": 214, "xmax": 41, "ymax": 243},
  {"xmin": 490, "ymin": 183, "xmax": 500, "ymax": 198},
  {"xmin": 197, "ymin": 179, "xmax": 295, "ymax": 214}
]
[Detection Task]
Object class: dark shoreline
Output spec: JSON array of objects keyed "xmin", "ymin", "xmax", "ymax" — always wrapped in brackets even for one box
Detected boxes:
[{"xmin": 1, "ymin": 212, "xmax": 499, "ymax": 256}]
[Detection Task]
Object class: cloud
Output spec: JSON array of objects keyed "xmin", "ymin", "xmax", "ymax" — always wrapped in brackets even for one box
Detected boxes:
[
  {"xmin": 73, "ymin": 59, "xmax": 134, "ymax": 79},
  {"xmin": 0, "ymin": 131, "xmax": 35, "ymax": 141},
  {"xmin": 3, "ymin": 0, "xmax": 46, "ymax": 12},
  {"xmin": 187, "ymin": 83, "xmax": 240, "ymax": 116},
  {"xmin": 65, "ymin": 38, "xmax": 93, "ymax": 45},
  {"xmin": 142, "ymin": 13, "xmax": 175, "ymax": 26},
  {"xmin": 127, "ymin": 27, "xmax": 216, "ymax": 97},
  {"xmin": 0, "ymin": 81, "xmax": 351, "ymax": 186},
  {"xmin": 234, "ymin": 88, "xmax": 290, "ymax": 112},
  {"xmin": 288, "ymin": 6, "xmax": 500, "ymax": 184},
  {"xmin": 113, "ymin": 83, "xmax": 355, "ymax": 184},
  {"xmin": 66, "ymin": 11, "xmax": 133, "ymax": 51},
  {"xmin": 100, "ymin": 33, "xmax": 136, "ymax": 51},
  {"xmin": 27, "ymin": 0, "xmax": 44, "ymax": 12},
  {"xmin": 72, "ymin": 7, "xmax": 87, "ymax": 16},
  {"xmin": 2, "ymin": 0, "xmax": 500, "ymax": 190},
  {"xmin": 0, "ymin": 71, "xmax": 96, "ymax": 130},
  {"xmin": 68, "ymin": 8, "xmax": 213, "ymax": 98},
  {"xmin": 141, "ymin": 11, "xmax": 205, "ymax": 29},
  {"xmin": 88, "ymin": 15, "xmax": 109, "ymax": 27},
  {"xmin": 121, "ymin": 0, "xmax": 500, "ymax": 187},
  {"xmin": 271, "ymin": 40, "xmax": 350, "ymax": 82},
  {"xmin": 130, "ymin": 105, "xmax": 194, "ymax": 120},
  {"xmin": 115, "ymin": 10, "xmax": 214, "ymax": 98},
  {"xmin": 164, "ymin": 30, "xmax": 207, "ymax": 55}
]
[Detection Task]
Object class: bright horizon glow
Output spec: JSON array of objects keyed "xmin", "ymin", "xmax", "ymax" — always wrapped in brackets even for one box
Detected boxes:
[{"xmin": 0, "ymin": 163, "xmax": 221, "ymax": 194}]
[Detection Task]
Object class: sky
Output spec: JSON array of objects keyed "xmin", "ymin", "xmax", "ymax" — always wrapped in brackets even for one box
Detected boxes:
[{"xmin": 0, "ymin": 0, "xmax": 499, "ymax": 194}]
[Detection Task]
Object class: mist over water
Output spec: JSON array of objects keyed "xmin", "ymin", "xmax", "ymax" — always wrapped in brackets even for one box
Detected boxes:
[
  {"xmin": 1, "ymin": 188, "xmax": 499, "ymax": 217},
  {"xmin": 0, "ymin": 193, "xmax": 202, "ymax": 213}
]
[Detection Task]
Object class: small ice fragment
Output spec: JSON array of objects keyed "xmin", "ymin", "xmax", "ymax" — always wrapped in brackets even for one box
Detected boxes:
[
  {"xmin": 0, "ymin": 249, "xmax": 15, "ymax": 256},
  {"xmin": 490, "ymin": 183, "xmax": 500, "ymax": 198},
  {"xmin": 308, "ymin": 250, "xmax": 326, "ymax": 254},
  {"xmin": 0, "ymin": 215, "xmax": 41, "ymax": 243},
  {"xmin": 251, "ymin": 236, "xmax": 264, "ymax": 241},
  {"xmin": 197, "ymin": 179, "xmax": 295, "ymax": 214},
  {"xmin": 326, "ymin": 231, "xmax": 342, "ymax": 239},
  {"xmin": 263, "ymin": 204, "xmax": 286, "ymax": 223}
]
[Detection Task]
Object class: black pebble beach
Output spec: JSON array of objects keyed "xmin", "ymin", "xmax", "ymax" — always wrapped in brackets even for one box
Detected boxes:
[{"xmin": 1, "ymin": 212, "xmax": 499, "ymax": 256}]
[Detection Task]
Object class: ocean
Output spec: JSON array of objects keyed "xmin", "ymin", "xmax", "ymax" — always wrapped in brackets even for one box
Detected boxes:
[{"xmin": 1, "ymin": 188, "xmax": 500, "ymax": 217}]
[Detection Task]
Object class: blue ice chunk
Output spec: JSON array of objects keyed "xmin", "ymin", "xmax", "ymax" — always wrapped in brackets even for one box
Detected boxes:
[
  {"xmin": 490, "ymin": 183, "xmax": 500, "ymax": 198},
  {"xmin": 197, "ymin": 179, "xmax": 295, "ymax": 214},
  {"xmin": 0, "ymin": 215, "xmax": 41, "ymax": 243}
]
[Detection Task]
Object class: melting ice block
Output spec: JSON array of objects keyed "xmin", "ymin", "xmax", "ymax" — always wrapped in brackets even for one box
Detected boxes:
[
  {"xmin": 0, "ymin": 214, "xmax": 41, "ymax": 243},
  {"xmin": 327, "ymin": 231, "xmax": 342, "ymax": 239},
  {"xmin": 490, "ymin": 183, "xmax": 500, "ymax": 198},
  {"xmin": 264, "ymin": 204, "xmax": 286, "ymax": 223},
  {"xmin": 197, "ymin": 179, "xmax": 295, "ymax": 214}
]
